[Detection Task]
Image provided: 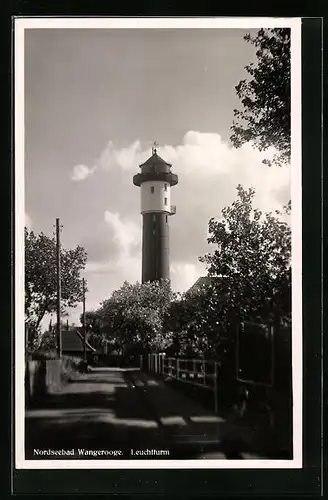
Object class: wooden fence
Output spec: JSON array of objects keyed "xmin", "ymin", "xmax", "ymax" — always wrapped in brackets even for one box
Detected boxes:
[{"xmin": 142, "ymin": 353, "xmax": 218, "ymax": 413}]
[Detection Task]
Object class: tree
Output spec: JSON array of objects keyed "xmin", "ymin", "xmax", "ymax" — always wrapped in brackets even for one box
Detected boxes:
[
  {"xmin": 38, "ymin": 329, "xmax": 57, "ymax": 352},
  {"xmin": 25, "ymin": 227, "xmax": 88, "ymax": 343},
  {"xmin": 98, "ymin": 279, "xmax": 176, "ymax": 354},
  {"xmin": 199, "ymin": 185, "xmax": 291, "ymax": 325},
  {"xmin": 164, "ymin": 279, "xmax": 235, "ymax": 360},
  {"xmin": 80, "ymin": 310, "xmax": 102, "ymax": 334},
  {"xmin": 159, "ymin": 186, "xmax": 291, "ymax": 363},
  {"xmin": 230, "ymin": 28, "xmax": 291, "ymax": 166}
]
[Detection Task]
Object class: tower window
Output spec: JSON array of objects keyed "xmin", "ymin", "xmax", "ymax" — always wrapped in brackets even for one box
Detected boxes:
[
  {"xmin": 150, "ymin": 186, "xmax": 154, "ymax": 193},
  {"xmin": 166, "ymin": 215, "xmax": 168, "ymax": 223},
  {"xmin": 164, "ymin": 183, "xmax": 167, "ymax": 191},
  {"xmin": 164, "ymin": 197, "xmax": 167, "ymax": 205},
  {"xmin": 153, "ymin": 214, "xmax": 156, "ymax": 222}
]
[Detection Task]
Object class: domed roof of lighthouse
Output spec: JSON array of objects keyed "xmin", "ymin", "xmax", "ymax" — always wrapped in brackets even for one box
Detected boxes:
[
  {"xmin": 133, "ymin": 143, "xmax": 178, "ymax": 187},
  {"xmin": 139, "ymin": 151, "xmax": 172, "ymax": 174}
]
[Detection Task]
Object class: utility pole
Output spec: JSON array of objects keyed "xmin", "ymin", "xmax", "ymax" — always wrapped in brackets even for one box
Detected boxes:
[
  {"xmin": 56, "ymin": 218, "xmax": 62, "ymax": 358},
  {"xmin": 82, "ymin": 277, "xmax": 87, "ymax": 367}
]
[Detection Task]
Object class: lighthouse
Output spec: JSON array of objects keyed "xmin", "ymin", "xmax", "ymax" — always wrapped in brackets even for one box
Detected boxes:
[{"xmin": 133, "ymin": 143, "xmax": 178, "ymax": 283}]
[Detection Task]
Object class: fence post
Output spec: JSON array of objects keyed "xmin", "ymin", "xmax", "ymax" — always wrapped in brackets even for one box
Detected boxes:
[{"xmin": 214, "ymin": 361, "xmax": 218, "ymax": 414}]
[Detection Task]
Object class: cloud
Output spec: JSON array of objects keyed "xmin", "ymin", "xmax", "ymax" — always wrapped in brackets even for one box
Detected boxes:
[
  {"xmin": 70, "ymin": 164, "xmax": 97, "ymax": 181},
  {"xmin": 113, "ymin": 141, "xmax": 141, "ymax": 171},
  {"xmin": 104, "ymin": 211, "xmax": 141, "ymax": 256},
  {"xmin": 85, "ymin": 211, "xmax": 141, "ymax": 281}
]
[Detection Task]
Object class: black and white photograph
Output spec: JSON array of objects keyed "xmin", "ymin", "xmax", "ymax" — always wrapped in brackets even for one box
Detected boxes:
[{"xmin": 15, "ymin": 17, "xmax": 302, "ymax": 469}]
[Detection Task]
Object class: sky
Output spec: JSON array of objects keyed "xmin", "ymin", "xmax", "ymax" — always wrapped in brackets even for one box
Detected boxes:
[{"xmin": 24, "ymin": 27, "xmax": 291, "ymax": 327}]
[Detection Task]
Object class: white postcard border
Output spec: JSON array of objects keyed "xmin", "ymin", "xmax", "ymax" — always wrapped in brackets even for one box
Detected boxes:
[{"xmin": 15, "ymin": 16, "xmax": 302, "ymax": 470}]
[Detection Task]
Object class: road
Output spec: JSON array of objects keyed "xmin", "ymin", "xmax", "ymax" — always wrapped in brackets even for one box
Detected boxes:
[{"xmin": 25, "ymin": 366, "xmax": 269, "ymax": 460}]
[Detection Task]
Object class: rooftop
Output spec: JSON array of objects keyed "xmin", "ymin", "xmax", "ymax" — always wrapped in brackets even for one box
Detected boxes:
[
  {"xmin": 186, "ymin": 275, "xmax": 230, "ymax": 295},
  {"xmin": 62, "ymin": 329, "xmax": 96, "ymax": 353},
  {"xmin": 139, "ymin": 152, "xmax": 172, "ymax": 175}
]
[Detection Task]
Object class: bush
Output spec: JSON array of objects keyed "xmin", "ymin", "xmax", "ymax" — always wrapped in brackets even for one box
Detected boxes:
[{"xmin": 60, "ymin": 356, "xmax": 84, "ymax": 382}]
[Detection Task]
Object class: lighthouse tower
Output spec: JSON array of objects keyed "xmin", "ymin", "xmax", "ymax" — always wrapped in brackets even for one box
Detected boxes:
[{"xmin": 133, "ymin": 143, "xmax": 178, "ymax": 283}]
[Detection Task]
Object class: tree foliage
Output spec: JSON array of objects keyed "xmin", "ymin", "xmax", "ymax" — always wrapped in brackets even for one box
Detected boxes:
[
  {"xmin": 199, "ymin": 185, "xmax": 291, "ymax": 324},
  {"xmin": 230, "ymin": 28, "xmax": 291, "ymax": 166},
  {"xmin": 98, "ymin": 279, "xmax": 176, "ymax": 354},
  {"xmin": 25, "ymin": 227, "xmax": 88, "ymax": 340},
  {"xmin": 80, "ymin": 310, "xmax": 102, "ymax": 334},
  {"xmin": 166, "ymin": 185, "xmax": 291, "ymax": 358},
  {"xmin": 164, "ymin": 284, "xmax": 230, "ymax": 359},
  {"xmin": 38, "ymin": 328, "xmax": 57, "ymax": 352}
]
